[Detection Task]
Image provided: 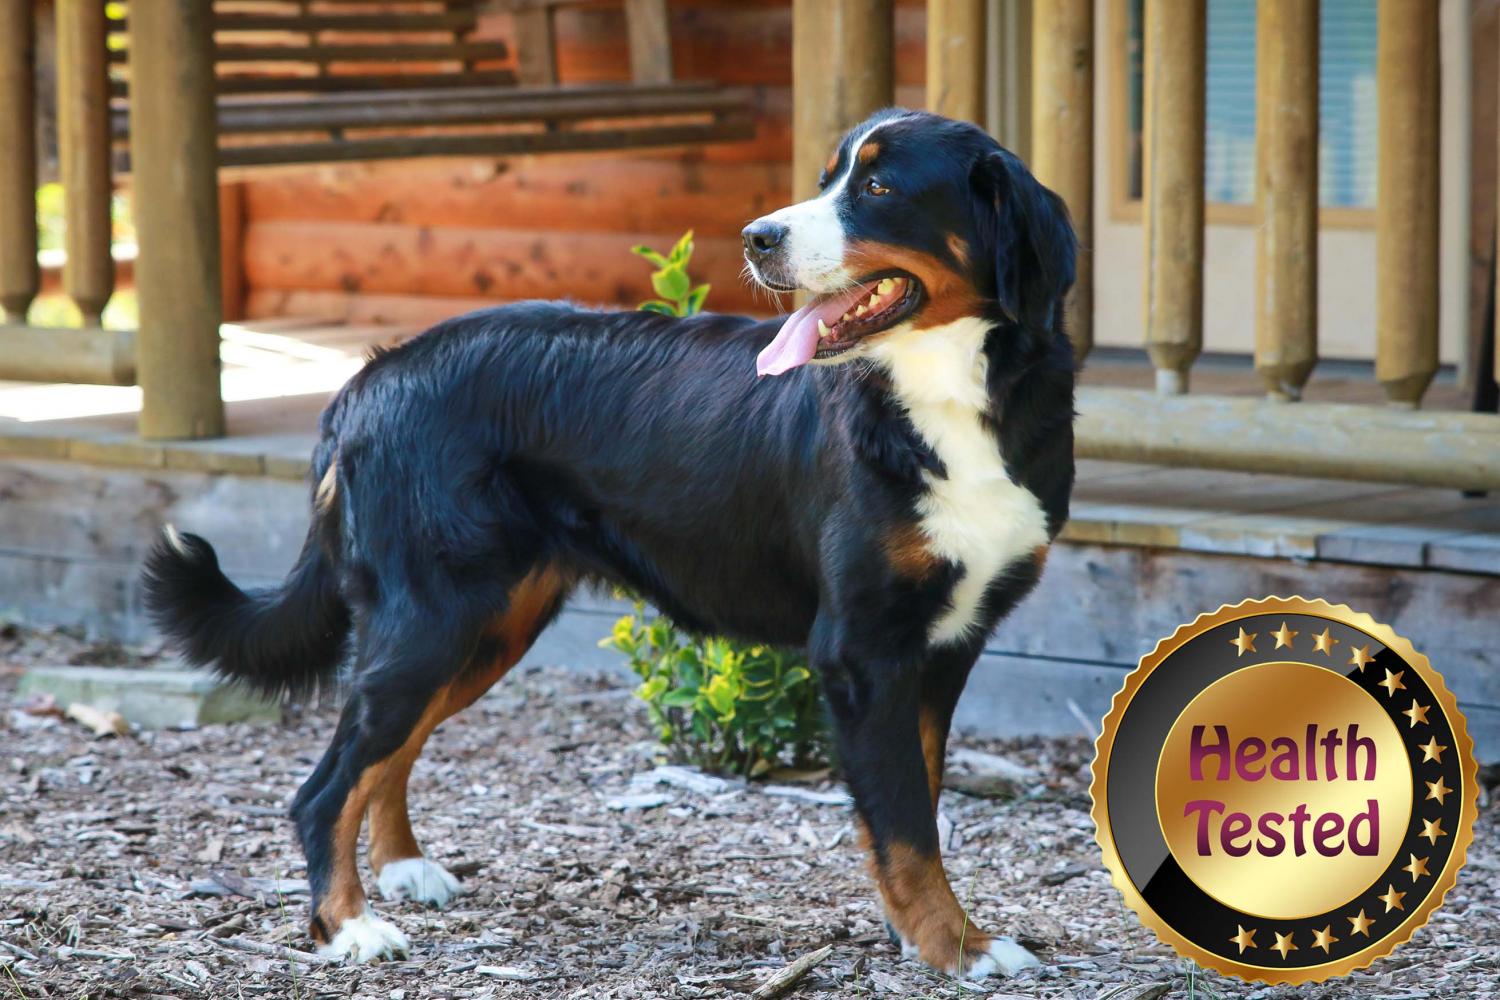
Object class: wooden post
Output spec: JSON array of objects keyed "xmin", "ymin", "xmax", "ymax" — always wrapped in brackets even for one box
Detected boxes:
[
  {"xmin": 792, "ymin": 0, "xmax": 894, "ymax": 202},
  {"xmin": 513, "ymin": 5, "xmax": 559, "ymax": 86},
  {"xmin": 1376, "ymin": 0, "xmax": 1440, "ymax": 408},
  {"xmin": 129, "ymin": 1, "xmax": 225, "ymax": 439},
  {"xmin": 1142, "ymin": 0, "xmax": 1206, "ymax": 395},
  {"xmin": 624, "ymin": 0, "xmax": 674, "ymax": 85},
  {"xmin": 927, "ymin": 0, "xmax": 985, "ymax": 123},
  {"xmin": 0, "ymin": 2, "xmax": 38, "ymax": 323},
  {"xmin": 56, "ymin": 0, "xmax": 114, "ymax": 326},
  {"xmin": 1031, "ymin": 0, "xmax": 1092, "ymax": 360},
  {"xmin": 1254, "ymin": 0, "xmax": 1319, "ymax": 401}
]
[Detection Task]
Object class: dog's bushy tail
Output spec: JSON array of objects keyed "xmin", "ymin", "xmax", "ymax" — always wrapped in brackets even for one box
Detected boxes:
[{"xmin": 141, "ymin": 525, "xmax": 350, "ymax": 698}]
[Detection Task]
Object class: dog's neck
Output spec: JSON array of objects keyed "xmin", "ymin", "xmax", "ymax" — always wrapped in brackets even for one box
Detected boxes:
[{"xmin": 865, "ymin": 316, "xmax": 996, "ymax": 417}]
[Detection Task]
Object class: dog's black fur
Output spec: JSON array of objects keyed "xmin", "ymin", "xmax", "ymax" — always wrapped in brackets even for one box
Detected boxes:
[{"xmin": 143, "ymin": 109, "xmax": 1076, "ymax": 973}]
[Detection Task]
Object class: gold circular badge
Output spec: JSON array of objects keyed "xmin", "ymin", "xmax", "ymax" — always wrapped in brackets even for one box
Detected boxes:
[{"xmin": 1091, "ymin": 597, "xmax": 1478, "ymax": 984}]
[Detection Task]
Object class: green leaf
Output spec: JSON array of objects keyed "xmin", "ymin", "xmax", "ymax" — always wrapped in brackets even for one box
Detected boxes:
[
  {"xmin": 684, "ymin": 284, "xmax": 711, "ymax": 316},
  {"xmin": 669, "ymin": 230, "xmax": 695, "ymax": 264},
  {"xmin": 660, "ymin": 689, "xmax": 698, "ymax": 708},
  {"xmin": 631, "ymin": 245, "xmax": 670, "ymax": 267},
  {"xmin": 651, "ymin": 264, "xmax": 691, "ymax": 303},
  {"xmin": 639, "ymin": 300, "xmax": 677, "ymax": 316}
]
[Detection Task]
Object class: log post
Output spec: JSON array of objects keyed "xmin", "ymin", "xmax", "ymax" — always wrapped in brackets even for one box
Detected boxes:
[
  {"xmin": 513, "ymin": 5, "xmax": 559, "ymax": 86},
  {"xmin": 1031, "ymin": 0, "xmax": 1093, "ymax": 360},
  {"xmin": 1254, "ymin": 0, "xmax": 1319, "ymax": 401},
  {"xmin": 1376, "ymin": 0, "xmax": 1440, "ymax": 408},
  {"xmin": 129, "ymin": 2, "xmax": 225, "ymax": 439},
  {"xmin": 792, "ymin": 0, "xmax": 894, "ymax": 202},
  {"xmin": 927, "ymin": 0, "xmax": 985, "ymax": 123},
  {"xmin": 56, "ymin": 0, "xmax": 114, "ymax": 326},
  {"xmin": 0, "ymin": 2, "xmax": 38, "ymax": 323},
  {"xmin": 1142, "ymin": 0, "xmax": 1206, "ymax": 395}
]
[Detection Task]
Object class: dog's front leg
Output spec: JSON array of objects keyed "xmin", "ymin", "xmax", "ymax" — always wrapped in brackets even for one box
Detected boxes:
[{"xmin": 813, "ymin": 630, "xmax": 1039, "ymax": 979}]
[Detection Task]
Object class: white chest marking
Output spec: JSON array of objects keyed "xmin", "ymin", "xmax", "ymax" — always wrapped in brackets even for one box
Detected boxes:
[{"xmin": 868, "ymin": 318, "xmax": 1049, "ymax": 646}]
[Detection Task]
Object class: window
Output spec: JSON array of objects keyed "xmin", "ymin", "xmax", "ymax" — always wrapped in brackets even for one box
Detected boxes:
[{"xmin": 1114, "ymin": 0, "xmax": 1377, "ymax": 220}]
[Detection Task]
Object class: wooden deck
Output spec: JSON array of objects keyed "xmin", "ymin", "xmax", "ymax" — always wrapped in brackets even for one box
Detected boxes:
[{"xmin": 0, "ymin": 319, "xmax": 1494, "ymax": 576}]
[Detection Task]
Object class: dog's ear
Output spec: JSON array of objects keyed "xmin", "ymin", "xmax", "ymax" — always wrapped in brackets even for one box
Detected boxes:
[{"xmin": 970, "ymin": 150, "xmax": 1077, "ymax": 335}]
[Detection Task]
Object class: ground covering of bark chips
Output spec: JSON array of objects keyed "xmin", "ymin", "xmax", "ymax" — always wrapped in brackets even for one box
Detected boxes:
[{"xmin": 1, "ymin": 625, "xmax": 1496, "ymax": 999}]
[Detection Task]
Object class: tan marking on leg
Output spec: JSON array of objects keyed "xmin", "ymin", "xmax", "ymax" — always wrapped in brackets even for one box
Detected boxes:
[
  {"xmin": 365, "ymin": 566, "xmax": 571, "ymax": 875},
  {"xmin": 1033, "ymin": 543, "xmax": 1049, "ymax": 574},
  {"xmin": 885, "ymin": 523, "xmax": 941, "ymax": 580},
  {"xmin": 875, "ymin": 841, "xmax": 993, "ymax": 974},
  {"xmin": 857, "ymin": 141, "xmax": 880, "ymax": 165},
  {"xmin": 312, "ymin": 766, "xmax": 383, "ymax": 941},
  {"xmin": 918, "ymin": 705, "xmax": 946, "ymax": 811}
]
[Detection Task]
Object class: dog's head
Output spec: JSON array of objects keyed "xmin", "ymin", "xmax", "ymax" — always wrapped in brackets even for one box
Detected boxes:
[{"xmin": 743, "ymin": 109, "xmax": 1076, "ymax": 376}]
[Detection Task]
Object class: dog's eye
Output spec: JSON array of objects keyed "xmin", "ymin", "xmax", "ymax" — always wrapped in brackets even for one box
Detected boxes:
[{"xmin": 865, "ymin": 177, "xmax": 890, "ymax": 197}]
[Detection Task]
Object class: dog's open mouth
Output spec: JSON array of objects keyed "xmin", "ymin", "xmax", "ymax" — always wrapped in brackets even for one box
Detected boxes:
[{"xmin": 757, "ymin": 273, "xmax": 923, "ymax": 377}]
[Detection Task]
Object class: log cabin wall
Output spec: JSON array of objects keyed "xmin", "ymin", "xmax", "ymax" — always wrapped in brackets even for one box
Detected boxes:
[{"xmin": 240, "ymin": 0, "xmax": 929, "ymax": 327}]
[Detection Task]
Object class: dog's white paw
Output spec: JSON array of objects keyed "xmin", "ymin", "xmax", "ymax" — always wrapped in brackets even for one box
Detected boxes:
[
  {"xmin": 962, "ymin": 936, "xmax": 1041, "ymax": 978},
  {"xmin": 319, "ymin": 909, "xmax": 409, "ymax": 963},
  {"xmin": 377, "ymin": 857, "xmax": 462, "ymax": 908}
]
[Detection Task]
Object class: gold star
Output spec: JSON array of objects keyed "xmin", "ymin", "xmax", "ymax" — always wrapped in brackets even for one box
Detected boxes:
[
  {"xmin": 1271, "ymin": 621, "xmax": 1298, "ymax": 649},
  {"xmin": 1403, "ymin": 854, "xmax": 1430, "ymax": 881},
  {"xmin": 1402, "ymin": 700, "xmax": 1431, "ymax": 728},
  {"xmin": 1311, "ymin": 925, "xmax": 1340, "ymax": 954},
  {"xmin": 1348, "ymin": 644, "xmax": 1375, "ymax": 670},
  {"xmin": 1420, "ymin": 817, "xmax": 1448, "ymax": 844},
  {"xmin": 1426, "ymin": 776, "xmax": 1452, "ymax": 805},
  {"xmin": 1312, "ymin": 628, "xmax": 1339, "ymax": 655},
  {"xmin": 1419, "ymin": 736, "xmax": 1448, "ymax": 763},
  {"xmin": 1378, "ymin": 668, "xmax": 1406, "ymax": 696},
  {"xmin": 1229, "ymin": 925, "xmax": 1257, "ymax": 954},
  {"xmin": 1348, "ymin": 909, "xmax": 1375, "ymax": 936},
  {"xmin": 1379, "ymin": 885, "xmax": 1406, "ymax": 912},
  {"xmin": 1230, "ymin": 627, "xmax": 1257, "ymax": 656},
  {"xmin": 1271, "ymin": 931, "xmax": 1298, "ymax": 959}
]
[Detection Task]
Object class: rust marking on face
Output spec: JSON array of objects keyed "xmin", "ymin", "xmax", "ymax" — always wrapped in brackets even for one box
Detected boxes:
[
  {"xmin": 825, "ymin": 151, "xmax": 840, "ymax": 177},
  {"xmin": 857, "ymin": 141, "xmax": 880, "ymax": 165},
  {"xmin": 873, "ymin": 841, "xmax": 994, "ymax": 973},
  {"xmin": 885, "ymin": 523, "xmax": 941, "ymax": 580},
  {"xmin": 844, "ymin": 240, "xmax": 985, "ymax": 331},
  {"xmin": 945, "ymin": 232, "xmax": 970, "ymax": 270}
]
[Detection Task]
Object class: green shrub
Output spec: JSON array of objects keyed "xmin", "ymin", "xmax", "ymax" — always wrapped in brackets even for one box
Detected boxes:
[
  {"xmin": 600, "ymin": 233, "xmax": 828, "ymax": 777},
  {"xmin": 605, "ymin": 604, "xmax": 829, "ymax": 776}
]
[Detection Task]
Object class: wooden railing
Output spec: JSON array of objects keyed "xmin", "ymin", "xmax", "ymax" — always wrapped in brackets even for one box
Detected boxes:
[{"xmin": 794, "ymin": 0, "xmax": 1500, "ymax": 491}]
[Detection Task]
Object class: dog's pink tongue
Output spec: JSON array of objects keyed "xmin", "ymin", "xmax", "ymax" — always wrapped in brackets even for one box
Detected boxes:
[{"xmin": 756, "ymin": 284, "xmax": 871, "ymax": 377}]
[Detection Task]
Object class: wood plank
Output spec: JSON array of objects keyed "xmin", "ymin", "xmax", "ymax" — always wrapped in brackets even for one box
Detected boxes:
[
  {"xmin": 242, "ymin": 221, "xmax": 776, "ymax": 312},
  {"xmin": 111, "ymin": 41, "xmax": 512, "ymax": 65},
  {"xmin": 241, "ymin": 157, "xmax": 791, "ymax": 237}
]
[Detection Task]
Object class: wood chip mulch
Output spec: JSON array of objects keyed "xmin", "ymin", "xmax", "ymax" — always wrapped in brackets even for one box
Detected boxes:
[{"xmin": 1, "ymin": 631, "xmax": 1496, "ymax": 999}]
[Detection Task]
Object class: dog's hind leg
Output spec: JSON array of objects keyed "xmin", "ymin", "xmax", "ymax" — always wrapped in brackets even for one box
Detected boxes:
[
  {"xmin": 291, "ymin": 593, "xmax": 497, "ymax": 962},
  {"xmin": 365, "ymin": 566, "xmax": 570, "ymax": 909}
]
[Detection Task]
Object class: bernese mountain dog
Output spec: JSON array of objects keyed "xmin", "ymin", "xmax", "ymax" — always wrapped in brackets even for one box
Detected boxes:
[{"xmin": 143, "ymin": 108, "xmax": 1077, "ymax": 978}]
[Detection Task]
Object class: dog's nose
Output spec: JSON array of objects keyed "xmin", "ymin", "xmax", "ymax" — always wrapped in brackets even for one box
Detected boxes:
[{"xmin": 741, "ymin": 220, "xmax": 788, "ymax": 260}]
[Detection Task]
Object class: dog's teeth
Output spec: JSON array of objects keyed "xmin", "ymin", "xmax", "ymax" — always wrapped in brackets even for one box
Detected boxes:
[
  {"xmin": 855, "ymin": 304, "xmax": 868, "ymax": 316},
  {"xmin": 877, "ymin": 278, "xmax": 895, "ymax": 295},
  {"xmin": 817, "ymin": 319, "xmax": 832, "ymax": 338},
  {"xmin": 841, "ymin": 311, "xmax": 854, "ymax": 322},
  {"xmin": 868, "ymin": 293, "xmax": 880, "ymax": 308}
]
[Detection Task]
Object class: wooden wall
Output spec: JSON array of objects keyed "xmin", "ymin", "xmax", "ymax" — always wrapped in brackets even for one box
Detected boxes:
[{"xmin": 241, "ymin": 0, "xmax": 928, "ymax": 327}]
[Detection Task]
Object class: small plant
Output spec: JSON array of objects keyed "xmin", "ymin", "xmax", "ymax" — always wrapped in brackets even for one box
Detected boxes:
[
  {"xmin": 603, "ymin": 235, "xmax": 827, "ymax": 777},
  {"xmin": 632, "ymin": 230, "xmax": 710, "ymax": 317},
  {"xmin": 605, "ymin": 603, "xmax": 828, "ymax": 776}
]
